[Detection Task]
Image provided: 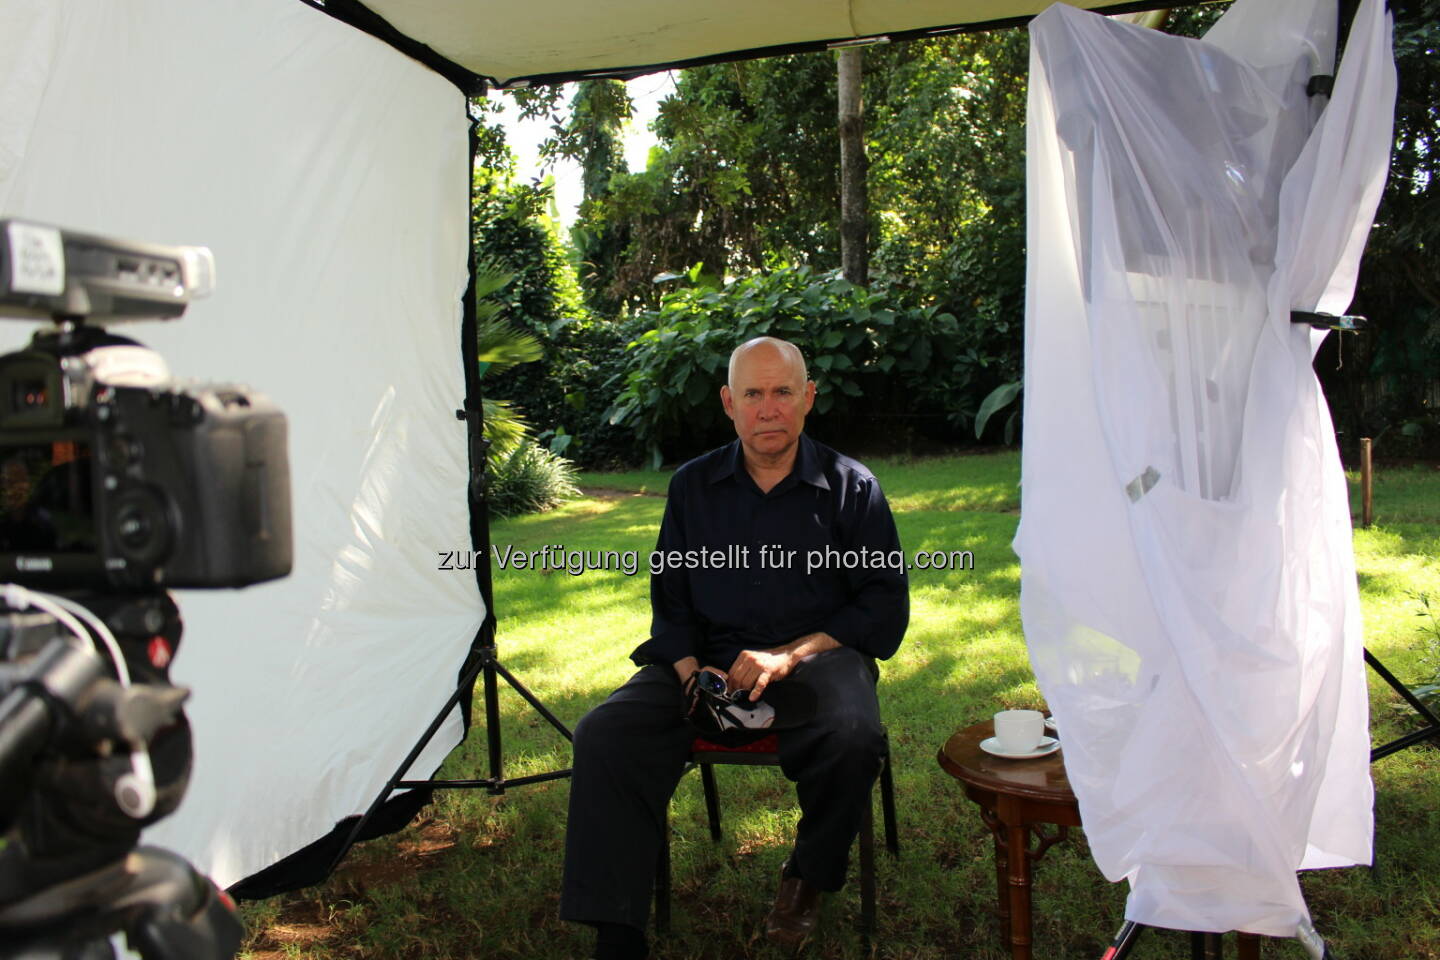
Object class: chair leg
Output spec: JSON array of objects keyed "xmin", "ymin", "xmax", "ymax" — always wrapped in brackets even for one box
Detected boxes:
[
  {"xmin": 880, "ymin": 748, "xmax": 899, "ymax": 856},
  {"xmin": 655, "ymin": 814, "xmax": 671, "ymax": 934},
  {"xmin": 700, "ymin": 763, "xmax": 722, "ymax": 842},
  {"xmin": 859, "ymin": 788, "xmax": 877, "ymax": 937}
]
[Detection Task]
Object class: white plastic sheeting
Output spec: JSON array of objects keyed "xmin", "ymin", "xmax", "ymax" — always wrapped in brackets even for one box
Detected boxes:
[
  {"xmin": 0, "ymin": 0, "xmax": 478, "ymax": 887},
  {"xmin": 1016, "ymin": 0, "xmax": 1394, "ymax": 938}
]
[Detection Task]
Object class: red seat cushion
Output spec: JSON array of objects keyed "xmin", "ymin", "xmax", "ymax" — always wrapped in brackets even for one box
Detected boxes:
[{"xmin": 691, "ymin": 733, "xmax": 779, "ymax": 754}]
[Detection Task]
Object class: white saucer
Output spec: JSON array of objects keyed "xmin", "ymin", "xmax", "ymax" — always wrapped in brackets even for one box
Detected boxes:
[{"xmin": 980, "ymin": 735, "xmax": 1060, "ymax": 759}]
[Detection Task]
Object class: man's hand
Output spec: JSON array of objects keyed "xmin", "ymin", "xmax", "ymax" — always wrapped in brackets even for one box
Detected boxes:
[
  {"xmin": 673, "ymin": 656, "xmax": 701, "ymax": 686},
  {"xmin": 727, "ymin": 647, "xmax": 797, "ymax": 702},
  {"xmin": 675, "ymin": 657, "xmax": 730, "ymax": 717},
  {"xmin": 727, "ymin": 632, "xmax": 842, "ymax": 701}
]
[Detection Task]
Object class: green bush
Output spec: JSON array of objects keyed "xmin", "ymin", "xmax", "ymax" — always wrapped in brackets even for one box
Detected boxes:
[
  {"xmin": 486, "ymin": 439, "xmax": 581, "ymax": 519},
  {"xmin": 488, "ymin": 314, "xmax": 647, "ymax": 470},
  {"xmin": 472, "ymin": 174, "xmax": 648, "ymax": 469},
  {"xmin": 603, "ymin": 264, "xmax": 1011, "ymax": 467}
]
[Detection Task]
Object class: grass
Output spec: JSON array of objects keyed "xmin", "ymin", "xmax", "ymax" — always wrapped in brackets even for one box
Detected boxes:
[{"xmin": 240, "ymin": 451, "xmax": 1440, "ymax": 960}]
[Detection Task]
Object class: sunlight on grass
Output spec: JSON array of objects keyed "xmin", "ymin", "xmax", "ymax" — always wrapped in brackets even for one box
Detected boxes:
[{"xmin": 242, "ymin": 455, "xmax": 1440, "ymax": 960}]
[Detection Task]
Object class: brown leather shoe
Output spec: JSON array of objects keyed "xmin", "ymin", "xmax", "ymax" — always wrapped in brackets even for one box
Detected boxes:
[{"xmin": 765, "ymin": 862, "xmax": 822, "ymax": 949}]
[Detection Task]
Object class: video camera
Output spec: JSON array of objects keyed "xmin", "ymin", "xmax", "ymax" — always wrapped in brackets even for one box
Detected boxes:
[
  {"xmin": 0, "ymin": 219, "xmax": 295, "ymax": 959},
  {"xmin": 0, "ymin": 219, "xmax": 291, "ymax": 589}
]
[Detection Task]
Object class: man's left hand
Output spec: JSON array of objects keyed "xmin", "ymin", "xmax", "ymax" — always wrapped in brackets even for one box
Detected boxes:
[
  {"xmin": 727, "ymin": 631, "xmax": 841, "ymax": 701},
  {"xmin": 727, "ymin": 648, "xmax": 797, "ymax": 701}
]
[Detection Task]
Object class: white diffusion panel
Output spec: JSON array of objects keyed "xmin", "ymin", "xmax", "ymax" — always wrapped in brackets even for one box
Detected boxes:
[
  {"xmin": 1016, "ymin": 0, "xmax": 1394, "ymax": 939},
  {"xmin": 0, "ymin": 0, "xmax": 477, "ymax": 886}
]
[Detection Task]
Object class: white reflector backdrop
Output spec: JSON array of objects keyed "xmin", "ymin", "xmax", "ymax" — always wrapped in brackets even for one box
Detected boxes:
[
  {"xmin": 1015, "ymin": 0, "xmax": 1395, "ymax": 939},
  {"xmin": 0, "ymin": 0, "xmax": 478, "ymax": 887}
]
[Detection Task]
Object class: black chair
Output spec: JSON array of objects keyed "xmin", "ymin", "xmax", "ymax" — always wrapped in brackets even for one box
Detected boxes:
[{"xmin": 654, "ymin": 729, "xmax": 899, "ymax": 936}]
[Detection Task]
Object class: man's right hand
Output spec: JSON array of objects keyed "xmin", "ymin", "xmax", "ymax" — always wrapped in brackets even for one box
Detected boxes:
[
  {"xmin": 675, "ymin": 657, "xmax": 728, "ymax": 717},
  {"xmin": 673, "ymin": 656, "xmax": 701, "ymax": 686},
  {"xmin": 673, "ymin": 657, "xmax": 729, "ymax": 685}
]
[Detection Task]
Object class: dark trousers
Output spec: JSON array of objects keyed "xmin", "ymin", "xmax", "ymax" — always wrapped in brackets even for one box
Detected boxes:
[{"xmin": 560, "ymin": 646, "xmax": 884, "ymax": 931}]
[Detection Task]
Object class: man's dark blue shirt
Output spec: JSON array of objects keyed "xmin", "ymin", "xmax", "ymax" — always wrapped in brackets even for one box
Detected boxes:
[{"xmin": 633, "ymin": 434, "xmax": 909, "ymax": 671}]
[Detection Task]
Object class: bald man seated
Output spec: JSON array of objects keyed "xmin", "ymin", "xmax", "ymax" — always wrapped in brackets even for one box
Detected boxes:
[{"xmin": 560, "ymin": 337, "xmax": 909, "ymax": 958}]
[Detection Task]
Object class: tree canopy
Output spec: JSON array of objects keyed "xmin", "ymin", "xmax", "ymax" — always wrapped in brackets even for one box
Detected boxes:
[{"xmin": 475, "ymin": 1, "xmax": 1440, "ymax": 468}]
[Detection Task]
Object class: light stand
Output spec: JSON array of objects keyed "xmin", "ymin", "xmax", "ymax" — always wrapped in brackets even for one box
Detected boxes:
[
  {"xmin": 1289, "ymin": 313, "xmax": 1440, "ymax": 760},
  {"xmin": 323, "ymin": 102, "xmax": 573, "ymax": 878},
  {"xmin": 1090, "ymin": 8, "xmax": 1372, "ymax": 956}
]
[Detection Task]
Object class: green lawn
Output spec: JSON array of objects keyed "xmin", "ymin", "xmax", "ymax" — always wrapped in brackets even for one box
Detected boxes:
[{"xmin": 241, "ymin": 452, "xmax": 1440, "ymax": 960}]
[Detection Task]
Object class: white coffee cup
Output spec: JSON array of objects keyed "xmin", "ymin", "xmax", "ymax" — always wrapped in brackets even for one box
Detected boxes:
[{"xmin": 993, "ymin": 709, "xmax": 1045, "ymax": 754}]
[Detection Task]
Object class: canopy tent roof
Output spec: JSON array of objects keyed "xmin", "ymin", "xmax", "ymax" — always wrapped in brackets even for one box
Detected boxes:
[{"xmin": 304, "ymin": 0, "xmax": 1214, "ymax": 90}]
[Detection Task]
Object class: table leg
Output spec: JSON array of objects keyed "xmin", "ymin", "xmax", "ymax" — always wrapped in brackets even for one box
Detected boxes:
[
  {"xmin": 995, "ymin": 828, "xmax": 1011, "ymax": 925},
  {"xmin": 1238, "ymin": 932, "xmax": 1261, "ymax": 960},
  {"xmin": 1004, "ymin": 819, "xmax": 1034, "ymax": 960},
  {"xmin": 979, "ymin": 806, "xmax": 1012, "ymax": 939}
]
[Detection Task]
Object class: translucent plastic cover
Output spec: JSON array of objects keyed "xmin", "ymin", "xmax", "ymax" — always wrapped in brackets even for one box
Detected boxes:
[{"xmin": 1016, "ymin": 0, "xmax": 1395, "ymax": 937}]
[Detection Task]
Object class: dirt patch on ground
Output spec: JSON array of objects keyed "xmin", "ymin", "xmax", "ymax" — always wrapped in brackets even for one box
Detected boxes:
[
  {"xmin": 243, "ymin": 897, "xmax": 337, "ymax": 959},
  {"xmin": 337, "ymin": 817, "xmax": 458, "ymax": 890},
  {"xmin": 242, "ymin": 818, "xmax": 458, "ymax": 958}
]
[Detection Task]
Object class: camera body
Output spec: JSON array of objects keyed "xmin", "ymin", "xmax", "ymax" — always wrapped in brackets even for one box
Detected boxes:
[
  {"xmin": 0, "ymin": 217, "xmax": 291, "ymax": 589},
  {"xmin": 0, "ymin": 338, "xmax": 292, "ymax": 588}
]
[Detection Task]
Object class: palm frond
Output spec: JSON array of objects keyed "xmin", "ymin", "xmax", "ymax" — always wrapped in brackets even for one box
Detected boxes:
[{"xmin": 476, "ymin": 317, "xmax": 543, "ymax": 370}]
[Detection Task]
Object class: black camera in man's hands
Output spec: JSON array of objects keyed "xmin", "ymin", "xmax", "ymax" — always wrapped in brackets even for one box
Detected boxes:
[
  {"xmin": 688, "ymin": 667, "xmax": 776, "ymax": 738},
  {"xmin": 695, "ymin": 666, "xmax": 743, "ymax": 701}
]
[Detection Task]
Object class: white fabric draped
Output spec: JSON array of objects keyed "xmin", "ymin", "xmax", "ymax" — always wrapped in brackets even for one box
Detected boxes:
[
  {"xmin": 1016, "ymin": 0, "xmax": 1395, "ymax": 937},
  {"xmin": 1, "ymin": 0, "xmax": 477, "ymax": 888}
]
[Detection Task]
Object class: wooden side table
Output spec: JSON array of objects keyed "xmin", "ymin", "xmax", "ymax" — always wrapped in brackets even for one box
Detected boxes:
[
  {"xmin": 938, "ymin": 719, "xmax": 1081, "ymax": 960},
  {"xmin": 939, "ymin": 721, "xmax": 1264, "ymax": 960}
]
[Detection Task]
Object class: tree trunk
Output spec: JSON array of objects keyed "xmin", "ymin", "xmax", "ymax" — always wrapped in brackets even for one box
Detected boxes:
[{"xmin": 837, "ymin": 47, "xmax": 868, "ymax": 286}]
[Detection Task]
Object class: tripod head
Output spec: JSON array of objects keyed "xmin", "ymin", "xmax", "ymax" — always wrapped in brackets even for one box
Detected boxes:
[{"xmin": 0, "ymin": 588, "xmax": 241, "ymax": 959}]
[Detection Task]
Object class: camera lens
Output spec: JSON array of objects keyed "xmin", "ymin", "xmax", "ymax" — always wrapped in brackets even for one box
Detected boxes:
[{"xmin": 108, "ymin": 486, "xmax": 172, "ymax": 566}]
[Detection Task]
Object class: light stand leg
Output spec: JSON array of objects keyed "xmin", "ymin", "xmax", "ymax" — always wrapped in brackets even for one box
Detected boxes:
[
  {"xmin": 484, "ymin": 645, "xmax": 503, "ymax": 792},
  {"xmin": 1101, "ymin": 920, "xmax": 1144, "ymax": 960},
  {"xmin": 325, "ymin": 642, "xmax": 573, "ymax": 876},
  {"xmin": 1365, "ymin": 647, "xmax": 1440, "ymax": 761}
]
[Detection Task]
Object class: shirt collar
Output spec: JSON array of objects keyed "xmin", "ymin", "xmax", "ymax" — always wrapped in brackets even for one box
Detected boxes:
[
  {"xmin": 705, "ymin": 435, "xmax": 830, "ymax": 492},
  {"xmin": 792, "ymin": 434, "xmax": 830, "ymax": 491}
]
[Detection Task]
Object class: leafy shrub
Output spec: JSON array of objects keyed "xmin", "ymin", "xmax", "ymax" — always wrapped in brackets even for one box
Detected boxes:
[
  {"xmin": 472, "ymin": 173, "xmax": 648, "ymax": 469},
  {"xmin": 604, "ymin": 264, "xmax": 1012, "ymax": 466},
  {"xmin": 487, "ymin": 313, "xmax": 647, "ymax": 470},
  {"xmin": 486, "ymin": 439, "xmax": 581, "ymax": 519},
  {"xmin": 466, "ymin": 198, "xmax": 588, "ymax": 511},
  {"xmin": 1404, "ymin": 591, "xmax": 1440, "ymax": 713}
]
